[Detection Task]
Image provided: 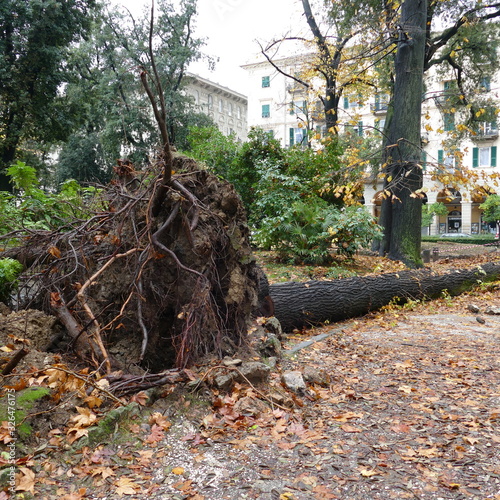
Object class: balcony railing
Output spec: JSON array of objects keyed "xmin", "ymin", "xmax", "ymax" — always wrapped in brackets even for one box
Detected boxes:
[
  {"xmin": 474, "ymin": 124, "xmax": 499, "ymax": 140},
  {"xmin": 370, "ymin": 102, "xmax": 388, "ymax": 114}
]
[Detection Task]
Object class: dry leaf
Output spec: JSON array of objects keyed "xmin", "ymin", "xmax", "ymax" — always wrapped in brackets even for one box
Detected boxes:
[
  {"xmin": 359, "ymin": 468, "xmax": 380, "ymax": 477},
  {"xmin": 16, "ymin": 467, "xmax": 36, "ymax": 494},
  {"xmin": 115, "ymin": 477, "xmax": 139, "ymax": 496},
  {"xmin": 340, "ymin": 423, "xmax": 362, "ymax": 433}
]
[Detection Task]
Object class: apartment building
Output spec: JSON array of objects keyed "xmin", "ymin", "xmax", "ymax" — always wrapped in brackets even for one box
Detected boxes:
[
  {"xmin": 241, "ymin": 56, "xmax": 499, "ymax": 235},
  {"xmin": 183, "ymin": 73, "xmax": 248, "ymax": 142}
]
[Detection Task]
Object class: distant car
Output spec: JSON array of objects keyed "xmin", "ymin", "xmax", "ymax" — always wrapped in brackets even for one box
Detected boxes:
[{"xmin": 440, "ymin": 232, "xmax": 471, "ymax": 238}]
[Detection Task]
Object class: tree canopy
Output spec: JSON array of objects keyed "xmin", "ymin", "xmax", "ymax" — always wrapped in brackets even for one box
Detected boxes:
[{"xmin": 0, "ymin": 0, "xmax": 98, "ymax": 190}]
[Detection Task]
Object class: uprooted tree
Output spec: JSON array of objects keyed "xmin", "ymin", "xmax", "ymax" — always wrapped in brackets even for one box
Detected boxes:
[{"xmin": 0, "ymin": 6, "xmax": 267, "ymax": 375}]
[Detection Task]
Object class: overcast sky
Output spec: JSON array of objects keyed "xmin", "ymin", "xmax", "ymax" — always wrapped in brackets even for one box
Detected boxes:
[{"xmin": 113, "ymin": 0, "xmax": 304, "ymax": 94}]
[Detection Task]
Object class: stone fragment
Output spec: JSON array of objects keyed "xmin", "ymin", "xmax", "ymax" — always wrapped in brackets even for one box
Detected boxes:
[
  {"xmin": 467, "ymin": 303, "xmax": 480, "ymax": 313},
  {"xmin": 236, "ymin": 361, "xmax": 271, "ymax": 384},
  {"xmin": 233, "ymin": 395, "xmax": 269, "ymax": 416},
  {"xmin": 281, "ymin": 371, "xmax": 307, "ymax": 393},
  {"xmin": 485, "ymin": 306, "xmax": 500, "ymax": 315}
]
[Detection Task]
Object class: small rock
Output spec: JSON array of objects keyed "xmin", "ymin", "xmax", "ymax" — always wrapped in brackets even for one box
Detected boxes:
[
  {"xmin": 236, "ymin": 361, "xmax": 271, "ymax": 384},
  {"xmin": 467, "ymin": 304, "xmax": 480, "ymax": 314},
  {"xmin": 264, "ymin": 317, "xmax": 283, "ymax": 339},
  {"xmin": 485, "ymin": 306, "xmax": 500, "ymax": 315},
  {"xmin": 476, "ymin": 316, "xmax": 486, "ymax": 324},
  {"xmin": 264, "ymin": 356, "xmax": 278, "ymax": 369},
  {"xmin": 0, "ymin": 302, "xmax": 11, "ymax": 316},
  {"xmin": 302, "ymin": 365, "xmax": 331, "ymax": 386},
  {"xmin": 213, "ymin": 372, "xmax": 236, "ymax": 391},
  {"xmin": 233, "ymin": 395, "xmax": 269, "ymax": 417},
  {"xmin": 222, "ymin": 357, "xmax": 243, "ymax": 367},
  {"xmin": 281, "ymin": 371, "xmax": 307, "ymax": 393}
]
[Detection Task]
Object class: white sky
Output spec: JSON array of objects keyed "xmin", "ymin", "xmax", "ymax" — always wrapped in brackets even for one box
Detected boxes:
[{"xmin": 113, "ymin": 0, "xmax": 305, "ymax": 94}]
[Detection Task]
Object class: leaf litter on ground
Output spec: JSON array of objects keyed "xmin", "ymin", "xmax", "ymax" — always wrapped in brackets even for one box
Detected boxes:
[{"xmin": 2, "ymin": 247, "xmax": 500, "ymax": 499}]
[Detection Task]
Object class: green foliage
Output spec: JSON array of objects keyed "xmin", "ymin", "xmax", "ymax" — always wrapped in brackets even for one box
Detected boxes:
[
  {"xmin": 252, "ymin": 160, "xmax": 381, "ymax": 264},
  {"xmin": 233, "ymin": 128, "xmax": 286, "ymax": 214},
  {"xmin": 0, "ymin": 387, "xmax": 50, "ymax": 438},
  {"xmin": 0, "ymin": 162, "xmax": 100, "ymax": 238},
  {"xmin": 182, "ymin": 126, "xmax": 241, "ymax": 180},
  {"xmin": 480, "ymin": 195, "xmax": 500, "ymax": 224},
  {"xmin": 422, "ymin": 202, "xmax": 448, "ymax": 227},
  {"xmin": 0, "ymin": 0, "xmax": 98, "ymax": 189},
  {"xmin": 0, "ymin": 258, "xmax": 23, "ymax": 303}
]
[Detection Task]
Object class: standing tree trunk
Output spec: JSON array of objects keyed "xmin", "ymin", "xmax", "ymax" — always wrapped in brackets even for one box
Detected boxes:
[{"xmin": 378, "ymin": 0, "xmax": 427, "ymax": 268}]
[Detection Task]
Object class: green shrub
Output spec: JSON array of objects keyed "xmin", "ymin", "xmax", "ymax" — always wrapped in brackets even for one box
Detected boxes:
[{"xmin": 0, "ymin": 258, "xmax": 23, "ymax": 303}]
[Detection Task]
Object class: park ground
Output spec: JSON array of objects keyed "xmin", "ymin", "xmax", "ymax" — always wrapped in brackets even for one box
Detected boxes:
[{"xmin": 1, "ymin": 242, "xmax": 500, "ymax": 500}]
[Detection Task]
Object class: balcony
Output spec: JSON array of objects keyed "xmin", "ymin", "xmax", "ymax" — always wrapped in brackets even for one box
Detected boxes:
[
  {"xmin": 474, "ymin": 123, "xmax": 499, "ymax": 141},
  {"xmin": 370, "ymin": 102, "xmax": 389, "ymax": 114}
]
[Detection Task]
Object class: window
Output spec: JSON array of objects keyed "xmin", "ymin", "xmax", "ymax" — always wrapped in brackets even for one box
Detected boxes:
[
  {"xmin": 228, "ymin": 103, "xmax": 233, "ymax": 116},
  {"xmin": 262, "ymin": 104, "xmax": 270, "ymax": 118},
  {"xmin": 373, "ymin": 93, "xmax": 389, "ymax": 112},
  {"xmin": 344, "ymin": 95, "xmax": 361, "ymax": 109},
  {"xmin": 421, "ymin": 150, "xmax": 427, "ymax": 172},
  {"xmin": 289, "ymin": 127, "xmax": 306, "ymax": 147},
  {"xmin": 473, "ymin": 146, "xmax": 497, "ymax": 168},
  {"xmin": 443, "ymin": 113, "xmax": 455, "ymax": 132},
  {"xmin": 219, "ymin": 99, "xmax": 224, "ymax": 113},
  {"xmin": 355, "ymin": 121, "xmax": 363, "ymax": 137},
  {"xmin": 375, "ymin": 118, "xmax": 386, "ymax": 132},
  {"xmin": 207, "ymin": 94, "xmax": 213, "ymax": 109},
  {"xmin": 262, "ymin": 76, "xmax": 270, "ymax": 88},
  {"xmin": 477, "ymin": 121, "xmax": 498, "ymax": 136},
  {"xmin": 438, "ymin": 149, "xmax": 456, "ymax": 170},
  {"xmin": 480, "ymin": 76, "xmax": 491, "ymax": 92},
  {"xmin": 237, "ymin": 106, "xmax": 241, "ymax": 119}
]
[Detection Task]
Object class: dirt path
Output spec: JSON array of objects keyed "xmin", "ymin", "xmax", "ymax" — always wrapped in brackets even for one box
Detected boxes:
[
  {"xmin": 25, "ymin": 296, "xmax": 499, "ymax": 500},
  {"xmin": 5, "ymin": 254, "xmax": 500, "ymax": 500}
]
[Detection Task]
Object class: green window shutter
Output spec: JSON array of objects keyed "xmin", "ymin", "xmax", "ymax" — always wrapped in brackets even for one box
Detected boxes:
[
  {"xmin": 438, "ymin": 149, "xmax": 444, "ymax": 164},
  {"xmin": 289, "ymin": 102, "xmax": 295, "ymax": 115},
  {"xmin": 421, "ymin": 150, "xmax": 427, "ymax": 171},
  {"xmin": 358, "ymin": 121, "xmax": 363, "ymax": 137},
  {"xmin": 262, "ymin": 76, "xmax": 270, "ymax": 88},
  {"xmin": 491, "ymin": 146, "xmax": 497, "ymax": 167},
  {"xmin": 289, "ymin": 128, "xmax": 295, "ymax": 146},
  {"xmin": 472, "ymin": 147, "xmax": 479, "ymax": 167},
  {"xmin": 344, "ymin": 97, "xmax": 349, "ymax": 109},
  {"xmin": 302, "ymin": 100, "xmax": 307, "ymax": 112},
  {"xmin": 262, "ymin": 104, "xmax": 270, "ymax": 118}
]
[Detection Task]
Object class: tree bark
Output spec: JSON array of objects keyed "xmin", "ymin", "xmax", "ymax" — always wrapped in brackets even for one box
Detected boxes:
[
  {"xmin": 379, "ymin": 0, "xmax": 427, "ymax": 268},
  {"xmin": 270, "ymin": 261, "xmax": 500, "ymax": 332}
]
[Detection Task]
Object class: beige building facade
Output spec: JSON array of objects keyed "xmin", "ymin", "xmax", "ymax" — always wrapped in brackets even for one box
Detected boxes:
[
  {"xmin": 242, "ymin": 56, "xmax": 499, "ymax": 235},
  {"xmin": 184, "ymin": 73, "xmax": 248, "ymax": 142}
]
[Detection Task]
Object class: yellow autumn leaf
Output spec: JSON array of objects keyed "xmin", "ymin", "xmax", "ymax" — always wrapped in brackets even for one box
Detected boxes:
[
  {"xmin": 115, "ymin": 477, "xmax": 139, "ymax": 496},
  {"xmin": 360, "ymin": 468, "xmax": 379, "ymax": 477},
  {"xmin": 172, "ymin": 467, "xmax": 185, "ymax": 475},
  {"xmin": 16, "ymin": 467, "xmax": 36, "ymax": 494},
  {"xmin": 70, "ymin": 407, "xmax": 97, "ymax": 428}
]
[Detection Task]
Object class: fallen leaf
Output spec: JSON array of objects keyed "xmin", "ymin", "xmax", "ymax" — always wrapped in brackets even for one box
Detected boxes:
[
  {"xmin": 341, "ymin": 424, "xmax": 362, "ymax": 433},
  {"xmin": 463, "ymin": 436, "xmax": 480, "ymax": 445},
  {"xmin": 172, "ymin": 467, "xmax": 185, "ymax": 475},
  {"xmin": 144, "ymin": 424, "xmax": 165, "ymax": 444},
  {"xmin": 115, "ymin": 477, "xmax": 139, "ymax": 496},
  {"xmin": 359, "ymin": 468, "xmax": 380, "ymax": 477},
  {"xmin": 16, "ymin": 467, "xmax": 36, "ymax": 494}
]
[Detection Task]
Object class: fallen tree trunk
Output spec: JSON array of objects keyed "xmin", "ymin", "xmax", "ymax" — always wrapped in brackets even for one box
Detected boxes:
[{"xmin": 270, "ymin": 262, "xmax": 500, "ymax": 332}]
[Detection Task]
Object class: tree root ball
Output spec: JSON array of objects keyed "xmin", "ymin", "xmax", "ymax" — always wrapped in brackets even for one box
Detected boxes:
[{"xmin": 16, "ymin": 155, "xmax": 267, "ymax": 372}]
